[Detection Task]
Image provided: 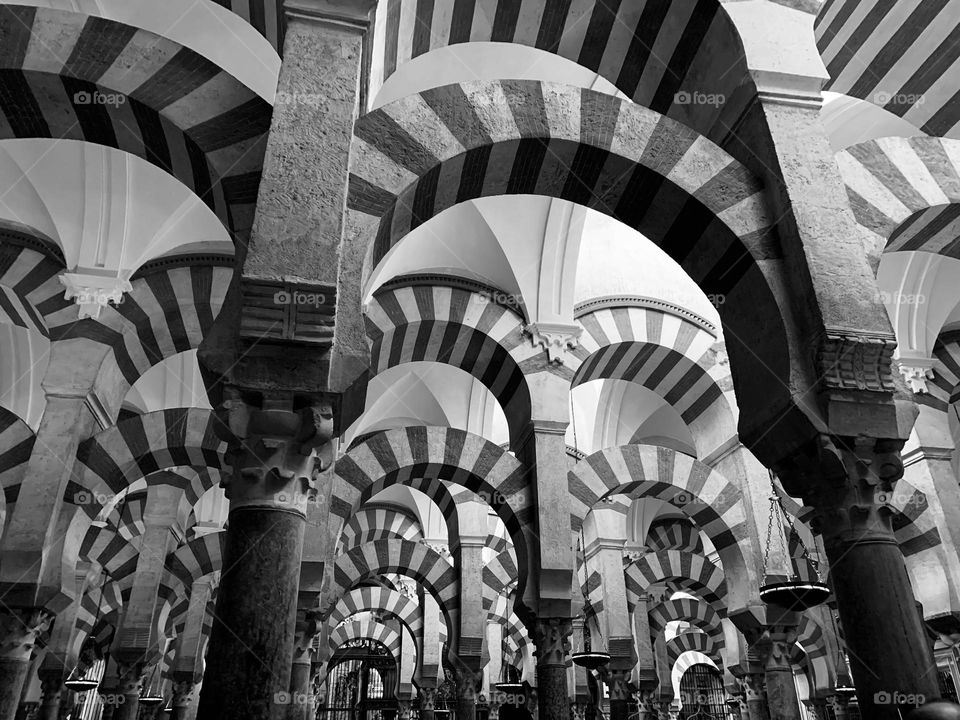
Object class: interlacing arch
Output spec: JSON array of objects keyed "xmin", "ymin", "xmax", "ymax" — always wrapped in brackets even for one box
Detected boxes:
[
  {"xmin": 337, "ymin": 506, "xmax": 423, "ymax": 553},
  {"xmin": 0, "ymin": 7, "xmax": 269, "ymax": 239},
  {"xmin": 328, "ymin": 587, "xmax": 423, "ymax": 650},
  {"xmin": 73, "ymin": 408, "xmax": 228, "ymax": 516},
  {"xmin": 327, "ymin": 539, "xmax": 459, "ymax": 644},
  {"xmin": 570, "ymin": 302, "xmax": 733, "ymax": 445},
  {"xmin": 648, "ymin": 598, "xmax": 723, "ymax": 650},
  {"xmin": 836, "ymin": 137, "xmax": 960, "ymax": 260},
  {"xmin": 364, "ymin": 285, "xmax": 537, "ymax": 444},
  {"xmin": 333, "ymin": 426, "xmax": 534, "ymax": 604},
  {"xmin": 569, "ymin": 445, "xmax": 751, "ymax": 609},
  {"xmin": 624, "ymin": 550, "xmax": 727, "ymax": 616},
  {"xmin": 0, "ymin": 406, "xmax": 34, "ymax": 508},
  {"xmin": 331, "ymin": 619, "xmax": 402, "ymax": 662},
  {"xmin": 666, "ymin": 631, "xmax": 721, "ymax": 666}
]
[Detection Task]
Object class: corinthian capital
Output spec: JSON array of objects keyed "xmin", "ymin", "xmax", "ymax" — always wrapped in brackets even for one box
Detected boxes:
[{"xmin": 532, "ymin": 617, "xmax": 573, "ymax": 666}]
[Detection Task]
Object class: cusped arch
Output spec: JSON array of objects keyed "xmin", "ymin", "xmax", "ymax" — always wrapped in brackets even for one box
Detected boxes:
[
  {"xmin": 334, "ymin": 426, "xmax": 534, "ymax": 605},
  {"xmin": 73, "ymin": 408, "xmax": 227, "ymax": 516}
]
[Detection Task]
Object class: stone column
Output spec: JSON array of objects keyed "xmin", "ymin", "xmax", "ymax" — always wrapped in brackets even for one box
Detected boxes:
[
  {"xmin": 0, "ymin": 610, "xmax": 53, "ymax": 720},
  {"xmin": 740, "ymin": 675, "xmax": 770, "ymax": 720},
  {"xmin": 779, "ymin": 438, "xmax": 939, "ymax": 719},
  {"xmin": 532, "ymin": 618, "xmax": 572, "ymax": 720},
  {"xmin": 196, "ymin": 394, "xmax": 334, "ymax": 720},
  {"xmin": 168, "ymin": 681, "xmax": 195, "ymax": 720},
  {"xmin": 601, "ymin": 670, "xmax": 631, "ymax": 720},
  {"xmin": 456, "ymin": 670, "xmax": 480, "ymax": 720},
  {"xmin": 288, "ymin": 645, "xmax": 315, "ymax": 720},
  {"xmin": 752, "ymin": 626, "xmax": 801, "ymax": 720},
  {"xmin": 36, "ymin": 667, "xmax": 65, "ymax": 720}
]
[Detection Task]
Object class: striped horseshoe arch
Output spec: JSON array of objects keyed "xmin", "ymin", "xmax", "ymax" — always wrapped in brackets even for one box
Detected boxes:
[
  {"xmin": 53, "ymin": 265, "xmax": 234, "ymax": 388},
  {"xmin": 348, "ymin": 79, "xmax": 800, "ymax": 435},
  {"xmin": 624, "ymin": 550, "xmax": 727, "ymax": 615},
  {"xmin": 0, "ymin": 7, "xmax": 270, "ymax": 239},
  {"xmin": 75, "ymin": 581, "xmax": 123, "ymax": 652},
  {"xmin": 73, "ymin": 408, "xmax": 228, "ymax": 516},
  {"xmin": 365, "ymin": 285, "xmax": 538, "ymax": 443},
  {"xmin": 338, "ymin": 506, "xmax": 423, "ymax": 553},
  {"xmin": 569, "ymin": 445, "xmax": 750, "ymax": 573},
  {"xmin": 648, "ymin": 598, "xmax": 723, "ymax": 649},
  {"xmin": 646, "ymin": 518, "xmax": 705, "ymax": 554},
  {"xmin": 571, "ymin": 302, "xmax": 733, "ymax": 443},
  {"xmin": 927, "ymin": 331, "xmax": 960, "ymax": 412},
  {"xmin": 209, "ymin": 0, "xmax": 284, "ymax": 53},
  {"xmin": 331, "ymin": 619, "xmax": 402, "ymax": 661},
  {"xmin": 333, "ymin": 426, "xmax": 534, "ymax": 598},
  {"xmin": 165, "ymin": 532, "xmax": 225, "ymax": 597},
  {"xmin": 0, "ymin": 237, "xmax": 74, "ymax": 334},
  {"xmin": 328, "ymin": 539, "xmax": 459, "ymax": 640},
  {"xmin": 836, "ymin": 138, "xmax": 960, "ymax": 260},
  {"xmin": 328, "ymin": 586, "xmax": 423, "ymax": 647},
  {"xmin": 816, "ymin": 1, "xmax": 959, "ymax": 138},
  {"xmin": 795, "ymin": 614, "xmax": 830, "ymax": 691},
  {"xmin": 483, "ymin": 548, "xmax": 519, "ymax": 610},
  {"xmin": 0, "ymin": 407, "xmax": 34, "ymax": 507},
  {"xmin": 370, "ymin": 0, "xmax": 749, "ymax": 142},
  {"xmin": 666, "ymin": 631, "xmax": 720, "ymax": 666},
  {"xmin": 79, "ymin": 525, "xmax": 141, "ymax": 581}
]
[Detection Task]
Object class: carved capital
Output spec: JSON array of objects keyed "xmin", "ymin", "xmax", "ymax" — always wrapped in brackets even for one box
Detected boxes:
[
  {"xmin": 217, "ymin": 389, "xmax": 336, "ymax": 513},
  {"xmin": 532, "ymin": 617, "xmax": 573, "ymax": 666},
  {"xmin": 524, "ymin": 322, "xmax": 582, "ymax": 365},
  {"xmin": 817, "ymin": 330, "xmax": 897, "ymax": 393},
  {"xmin": 59, "ymin": 272, "xmax": 132, "ymax": 319},
  {"xmin": 602, "ymin": 668, "xmax": 633, "ymax": 701},
  {"xmin": 803, "ymin": 699, "xmax": 828, "ymax": 720},
  {"xmin": 171, "ymin": 680, "xmax": 196, "ymax": 708},
  {"xmin": 751, "ymin": 626, "xmax": 799, "ymax": 673},
  {"xmin": 569, "ymin": 702, "xmax": 587, "ymax": 720},
  {"xmin": 739, "ymin": 674, "xmax": 766, "ymax": 701},
  {"xmin": 0, "ymin": 609, "xmax": 53, "ymax": 661},
  {"xmin": 775, "ymin": 435, "xmax": 907, "ymax": 548},
  {"xmin": 420, "ymin": 687, "xmax": 437, "ymax": 710}
]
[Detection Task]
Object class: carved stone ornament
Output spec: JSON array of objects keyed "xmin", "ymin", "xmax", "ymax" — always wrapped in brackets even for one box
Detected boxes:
[
  {"xmin": 59, "ymin": 272, "xmax": 132, "ymax": 320},
  {"xmin": 897, "ymin": 358, "xmax": 935, "ymax": 394},
  {"xmin": 817, "ymin": 331, "xmax": 897, "ymax": 392},
  {"xmin": 0, "ymin": 609, "xmax": 53, "ymax": 660},
  {"xmin": 739, "ymin": 674, "xmax": 765, "ymax": 701},
  {"xmin": 603, "ymin": 669, "xmax": 633, "ymax": 701},
  {"xmin": 524, "ymin": 322, "xmax": 583, "ymax": 365},
  {"xmin": 420, "ymin": 687, "xmax": 436, "ymax": 710},
  {"xmin": 217, "ymin": 390, "xmax": 336, "ymax": 512},
  {"xmin": 532, "ymin": 617, "xmax": 573, "ymax": 666}
]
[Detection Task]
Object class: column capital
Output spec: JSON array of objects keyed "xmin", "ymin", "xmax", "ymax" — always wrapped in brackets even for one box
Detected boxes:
[
  {"xmin": 601, "ymin": 668, "xmax": 633, "ymax": 701},
  {"xmin": 532, "ymin": 617, "xmax": 573, "ymax": 667},
  {"xmin": 0, "ymin": 608, "xmax": 53, "ymax": 661},
  {"xmin": 215, "ymin": 389, "xmax": 336, "ymax": 514},
  {"xmin": 524, "ymin": 322, "xmax": 583, "ymax": 366},
  {"xmin": 749, "ymin": 625, "xmax": 799, "ymax": 673},
  {"xmin": 774, "ymin": 434, "xmax": 908, "ymax": 546},
  {"xmin": 896, "ymin": 355, "xmax": 936, "ymax": 394}
]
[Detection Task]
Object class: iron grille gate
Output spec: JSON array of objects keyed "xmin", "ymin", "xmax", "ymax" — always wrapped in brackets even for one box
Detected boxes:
[
  {"xmin": 317, "ymin": 640, "xmax": 399, "ymax": 720},
  {"xmin": 678, "ymin": 663, "xmax": 727, "ymax": 719}
]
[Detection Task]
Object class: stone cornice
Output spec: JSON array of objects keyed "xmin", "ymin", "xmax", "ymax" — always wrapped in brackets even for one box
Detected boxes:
[
  {"xmin": 284, "ymin": 0, "xmax": 375, "ymax": 31},
  {"xmin": 701, "ymin": 435, "xmax": 743, "ymax": 468},
  {"xmin": 751, "ymin": 69, "xmax": 825, "ymax": 110},
  {"xmin": 902, "ymin": 445, "xmax": 954, "ymax": 467}
]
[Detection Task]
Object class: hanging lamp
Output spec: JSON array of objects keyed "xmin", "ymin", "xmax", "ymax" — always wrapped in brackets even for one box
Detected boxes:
[
  {"xmin": 759, "ymin": 471, "xmax": 830, "ymax": 611},
  {"xmin": 494, "ymin": 637, "xmax": 524, "ymax": 695},
  {"xmin": 572, "ymin": 533, "xmax": 610, "ymax": 670},
  {"xmin": 139, "ymin": 661, "xmax": 165, "ymax": 706},
  {"xmin": 828, "ymin": 609, "xmax": 856, "ymax": 698}
]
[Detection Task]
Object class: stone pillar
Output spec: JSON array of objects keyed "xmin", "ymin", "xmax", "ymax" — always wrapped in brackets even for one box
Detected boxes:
[
  {"xmin": 740, "ymin": 675, "xmax": 770, "ymax": 720},
  {"xmin": 602, "ymin": 670, "xmax": 631, "ymax": 720},
  {"xmin": 168, "ymin": 681, "xmax": 195, "ymax": 720},
  {"xmin": 453, "ymin": 500, "xmax": 487, "ymax": 720},
  {"xmin": 196, "ymin": 394, "xmax": 334, "ymax": 720},
  {"xmin": 288, "ymin": 646, "xmax": 315, "ymax": 720},
  {"xmin": 753, "ymin": 626, "xmax": 801, "ymax": 720},
  {"xmin": 0, "ymin": 610, "xmax": 53, "ymax": 720},
  {"xmin": 532, "ymin": 618, "xmax": 572, "ymax": 720},
  {"xmin": 779, "ymin": 438, "xmax": 939, "ymax": 719},
  {"xmin": 631, "ymin": 593, "xmax": 656, "ymax": 693},
  {"xmin": 456, "ymin": 670, "xmax": 479, "ymax": 720},
  {"xmin": 112, "ymin": 661, "xmax": 146, "ymax": 720}
]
